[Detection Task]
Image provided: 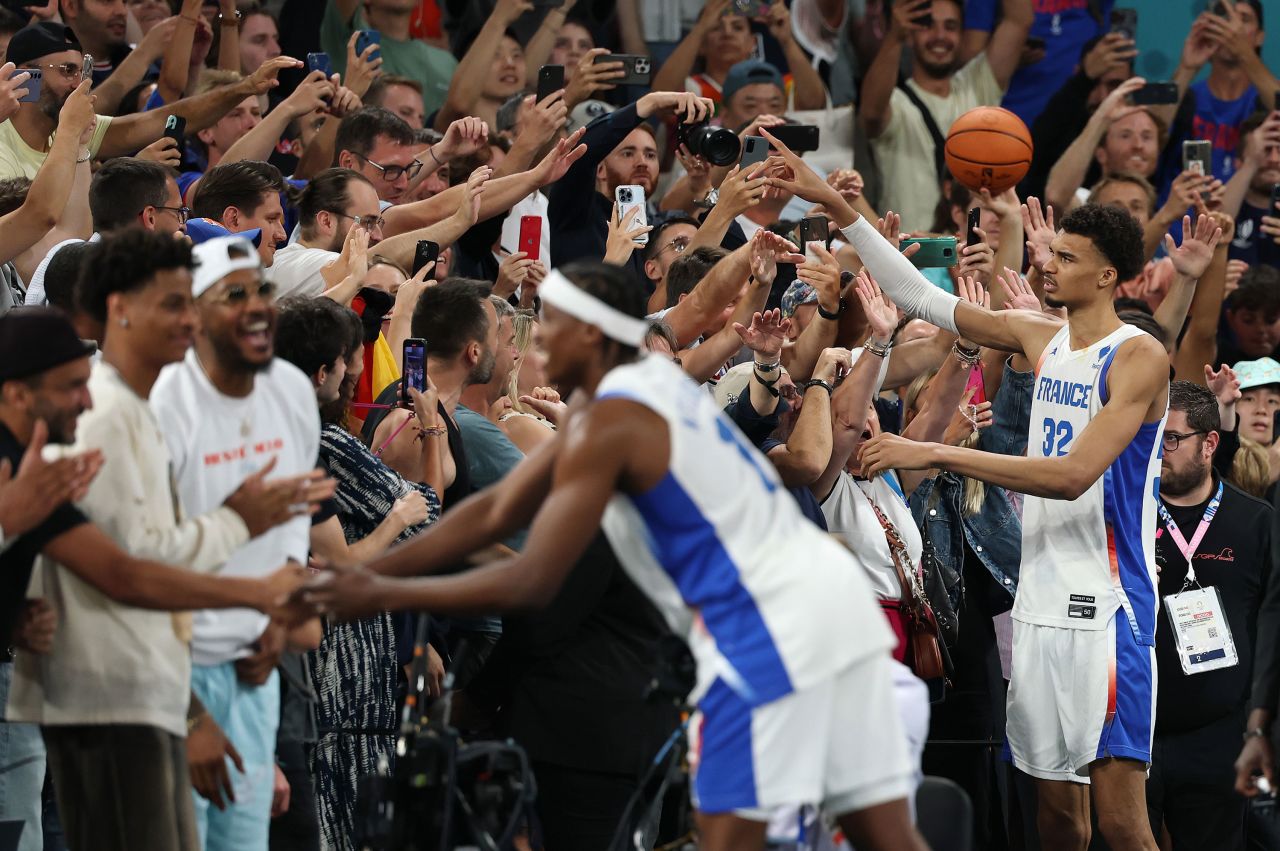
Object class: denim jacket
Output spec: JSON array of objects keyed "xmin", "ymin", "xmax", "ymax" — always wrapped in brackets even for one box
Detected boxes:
[{"xmin": 909, "ymin": 358, "xmax": 1035, "ymax": 614}]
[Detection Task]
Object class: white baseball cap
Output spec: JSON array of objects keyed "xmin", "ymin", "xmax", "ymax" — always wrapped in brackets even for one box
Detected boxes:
[{"xmin": 192, "ymin": 235, "xmax": 262, "ymax": 299}]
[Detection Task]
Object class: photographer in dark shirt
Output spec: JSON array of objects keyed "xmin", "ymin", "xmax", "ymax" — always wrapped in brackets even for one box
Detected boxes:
[{"xmin": 1152, "ymin": 381, "xmax": 1275, "ymax": 850}]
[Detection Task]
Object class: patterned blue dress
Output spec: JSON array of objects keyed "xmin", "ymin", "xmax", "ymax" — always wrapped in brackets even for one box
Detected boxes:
[{"xmin": 307, "ymin": 423, "xmax": 440, "ymax": 851}]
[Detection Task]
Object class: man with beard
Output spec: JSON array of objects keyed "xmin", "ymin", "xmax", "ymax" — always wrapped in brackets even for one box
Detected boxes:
[
  {"xmin": 0, "ymin": 305, "xmax": 310, "ymax": 851},
  {"xmin": 1157, "ymin": 0, "xmax": 1275, "ymax": 184},
  {"xmin": 1224, "ymin": 110, "xmax": 1280, "ymax": 269},
  {"xmin": 7, "ymin": 233, "xmax": 330, "ymax": 851},
  {"xmin": 1147, "ymin": 381, "xmax": 1276, "ymax": 850},
  {"xmin": 860, "ymin": 0, "xmax": 1031, "ymax": 232},
  {"xmin": 268, "ymin": 168, "xmax": 386, "ymax": 298},
  {"xmin": 150, "ymin": 236, "xmax": 324, "ymax": 850},
  {"xmin": 0, "ymin": 22, "xmax": 299, "ymax": 180},
  {"xmin": 548, "ymin": 90, "xmax": 714, "ymax": 279}
]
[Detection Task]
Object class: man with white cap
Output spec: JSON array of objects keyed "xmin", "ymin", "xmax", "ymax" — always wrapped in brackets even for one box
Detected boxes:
[
  {"xmin": 302, "ymin": 260, "xmax": 928, "ymax": 851},
  {"xmin": 150, "ymin": 235, "xmax": 325, "ymax": 850},
  {"xmin": 7, "ymin": 229, "xmax": 331, "ymax": 851}
]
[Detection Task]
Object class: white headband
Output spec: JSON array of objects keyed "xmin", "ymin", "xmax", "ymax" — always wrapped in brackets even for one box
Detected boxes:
[{"xmin": 539, "ymin": 270, "xmax": 649, "ymax": 347}]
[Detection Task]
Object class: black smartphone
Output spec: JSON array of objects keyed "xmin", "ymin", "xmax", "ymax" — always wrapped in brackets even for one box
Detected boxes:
[
  {"xmin": 1272, "ymin": 409, "xmax": 1280, "ymax": 444},
  {"xmin": 306, "ymin": 52, "xmax": 332, "ymax": 77},
  {"xmin": 14, "ymin": 68, "xmax": 41, "ymax": 103},
  {"xmin": 1110, "ymin": 8, "xmax": 1137, "ymax": 39},
  {"xmin": 402, "ymin": 338, "xmax": 427, "ymax": 405},
  {"xmin": 799, "ymin": 216, "xmax": 830, "ymax": 258},
  {"xmin": 1269, "ymin": 182, "xmax": 1280, "ymax": 213},
  {"xmin": 1130, "ymin": 82, "xmax": 1178, "ymax": 106},
  {"xmin": 966, "ymin": 207, "xmax": 981, "ymax": 247},
  {"xmin": 594, "ymin": 54, "xmax": 651, "ymax": 87},
  {"xmin": 739, "ymin": 135, "xmax": 768, "ymax": 170},
  {"xmin": 536, "ymin": 65, "xmax": 564, "ymax": 103},
  {"xmin": 767, "ymin": 124, "xmax": 820, "ymax": 153},
  {"xmin": 413, "ymin": 240, "xmax": 439, "ymax": 277},
  {"xmin": 163, "ymin": 114, "xmax": 187, "ymax": 143}
]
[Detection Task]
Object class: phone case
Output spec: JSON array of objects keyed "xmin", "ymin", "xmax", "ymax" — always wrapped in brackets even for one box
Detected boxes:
[
  {"xmin": 616, "ymin": 185, "xmax": 649, "ymax": 246},
  {"xmin": 16, "ymin": 69, "xmax": 41, "ymax": 104},
  {"xmin": 740, "ymin": 136, "xmax": 768, "ymax": 170},
  {"xmin": 901, "ymin": 237, "xmax": 958, "ymax": 269},
  {"xmin": 519, "ymin": 216, "xmax": 541, "ymax": 261}
]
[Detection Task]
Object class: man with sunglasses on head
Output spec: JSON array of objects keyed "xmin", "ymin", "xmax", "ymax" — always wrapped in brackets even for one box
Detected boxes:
[
  {"xmin": 0, "ymin": 21, "xmax": 300, "ymax": 181},
  {"xmin": 268, "ymin": 167, "xmax": 385, "ymax": 299},
  {"xmin": 150, "ymin": 235, "xmax": 325, "ymax": 851}
]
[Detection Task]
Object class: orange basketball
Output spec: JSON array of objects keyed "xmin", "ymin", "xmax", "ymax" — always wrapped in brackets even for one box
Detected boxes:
[{"xmin": 944, "ymin": 107, "xmax": 1033, "ymax": 195}]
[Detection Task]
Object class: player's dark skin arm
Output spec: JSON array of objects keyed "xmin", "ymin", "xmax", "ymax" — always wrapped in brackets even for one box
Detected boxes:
[
  {"xmin": 303, "ymin": 400, "xmax": 669, "ymax": 618},
  {"xmin": 859, "ymin": 334, "xmax": 1170, "ymax": 499}
]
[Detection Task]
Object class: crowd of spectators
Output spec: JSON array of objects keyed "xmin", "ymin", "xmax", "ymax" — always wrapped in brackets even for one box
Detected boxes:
[{"xmin": 0, "ymin": 0, "xmax": 1278, "ymax": 847}]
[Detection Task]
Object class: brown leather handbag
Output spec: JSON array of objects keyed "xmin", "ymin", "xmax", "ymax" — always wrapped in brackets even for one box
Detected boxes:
[{"xmin": 866, "ymin": 497, "xmax": 947, "ymax": 682}]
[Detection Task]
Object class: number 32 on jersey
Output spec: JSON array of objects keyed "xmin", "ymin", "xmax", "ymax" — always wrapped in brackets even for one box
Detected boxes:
[{"xmin": 1042, "ymin": 417, "xmax": 1073, "ymax": 457}]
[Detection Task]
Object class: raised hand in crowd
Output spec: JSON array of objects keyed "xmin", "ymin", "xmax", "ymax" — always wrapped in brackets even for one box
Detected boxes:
[
  {"xmin": 531, "ymin": 127, "xmax": 589, "ymax": 187},
  {"xmin": 495, "ymin": 249, "xmax": 549, "ymax": 297},
  {"xmin": 635, "ymin": 90, "xmax": 715, "ymax": 123},
  {"xmin": 566, "ymin": 47, "xmax": 625, "ymax": 109},
  {"xmin": 1164, "ymin": 213, "xmax": 1224, "ymax": 282},
  {"xmin": 734, "ymin": 309, "xmax": 790, "ymax": 363},
  {"xmin": 0, "ymin": 63, "xmax": 31, "ymax": 125},
  {"xmin": 1225, "ymin": 259, "xmax": 1249, "ymax": 296},
  {"xmin": 943, "ymin": 388, "xmax": 995, "ymax": 448},
  {"xmin": 717, "ymin": 164, "xmax": 769, "ymax": 217},
  {"xmin": 344, "ymin": 30, "xmax": 384, "ymax": 99},
  {"xmin": 956, "ymin": 227, "xmax": 995, "ymax": 286},
  {"xmin": 999, "ymin": 267, "xmax": 1042, "ymax": 312},
  {"xmin": 1022, "ymin": 196, "xmax": 1056, "ymax": 273},
  {"xmin": 854, "ymin": 269, "xmax": 898, "ymax": 345},
  {"xmin": 435, "ymin": 116, "xmax": 490, "ymax": 163},
  {"xmin": 0, "ymin": 420, "xmax": 102, "ymax": 542},
  {"xmin": 1205, "ymin": 363, "xmax": 1242, "ymax": 432},
  {"xmin": 603, "ymin": 203, "xmax": 652, "ymax": 266},
  {"xmin": 1082, "ymin": 32, "xmax": 1139, "ymax": 81},
  {"xmin": 137, "ymin": 136, "xmax": 184, "ymax": 169}
]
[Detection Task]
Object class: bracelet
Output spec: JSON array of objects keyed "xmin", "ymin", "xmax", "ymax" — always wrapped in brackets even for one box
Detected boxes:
[
  {"xmin": 76, "ymin": 150, "xmax": 92, "ymax": 164},
  {"xmin": 753, "ymin": 359, "xmax": 780, "ymax": 372},
  {"xmin": 1244, "ymin": 728, "xmax": 1269, "ymax": 741},
  {"xmin": 426, "ymin": 145, "xmax": 441, "ymax": 167},
  {"xmin": 953, "ymin": 341, "xmax": 982, "ymax": 367},
  {"xmin": 863, "ymin": 338, "xmax": 892, "ymax": 358},
  {"xmin": 816, "ymin": 297, "xmax": 845, "ymax": 321},
  {"xmin": 803, "ymin": 379, "xmax": 834, "ymax": 396}
]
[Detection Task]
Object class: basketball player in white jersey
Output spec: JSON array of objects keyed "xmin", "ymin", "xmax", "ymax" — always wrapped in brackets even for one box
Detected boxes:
[
  {"xmin": 751, "ymin": 129, "xmax": 1222, "ymax": 850},
  {"xmin": 298, "ymin": 261, "xmax": 929, "ymax": 850}
]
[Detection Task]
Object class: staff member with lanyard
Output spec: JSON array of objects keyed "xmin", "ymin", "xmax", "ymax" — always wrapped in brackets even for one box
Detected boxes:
[{"xmin": 1154, "ymin": 381, "xmax": 1276, "ymax": 850}]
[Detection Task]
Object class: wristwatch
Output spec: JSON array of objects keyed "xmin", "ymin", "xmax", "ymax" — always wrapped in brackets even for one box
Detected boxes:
[
  {"xmin": 692, "ymin": 189, "xmax": 719, "ymax": 210},
  {"xmin": 817, "ymin": 297, "xmax": 846, "ymax": 321},
  {"xmin": 803, "ymin": 379, "xmax": 834, "ymax": 396}
]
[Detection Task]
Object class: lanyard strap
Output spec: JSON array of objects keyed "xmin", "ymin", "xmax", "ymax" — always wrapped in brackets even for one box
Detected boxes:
[{"xmin": 1158, "ymin": 480, "xmax": 1223, "ymax": 586}]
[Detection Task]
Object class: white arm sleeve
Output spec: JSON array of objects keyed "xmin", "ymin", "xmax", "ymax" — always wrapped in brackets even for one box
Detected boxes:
[{"xmin": 841, "ymin": 216, "xmax": 960, "ymax": 334}]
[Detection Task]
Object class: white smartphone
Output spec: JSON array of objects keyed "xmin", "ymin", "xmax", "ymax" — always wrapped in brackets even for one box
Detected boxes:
[{"xmin": 615, "ymin": 184, "xmax": 649, "ymax": 246}]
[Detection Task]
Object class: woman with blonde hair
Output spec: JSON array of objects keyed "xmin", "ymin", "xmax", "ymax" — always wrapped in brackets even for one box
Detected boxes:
[{"xmin": 498, "ymin": 310, "xmax": 562, "ymax": 453}]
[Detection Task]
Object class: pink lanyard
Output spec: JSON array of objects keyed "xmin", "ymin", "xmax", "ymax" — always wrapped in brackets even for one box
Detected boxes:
[{"xmin": 1158, "ymin": 481, "xmax": 1222, "ymax": 587}]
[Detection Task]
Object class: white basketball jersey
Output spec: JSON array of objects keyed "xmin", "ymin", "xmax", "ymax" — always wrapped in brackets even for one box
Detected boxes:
[
  {"xmin": 1014, "ymin": 323, "xmax": 1165, "ymax": 645},
  {"xmin": 595, "ymin": 355, "xmax": 894, "ymax": 707}
]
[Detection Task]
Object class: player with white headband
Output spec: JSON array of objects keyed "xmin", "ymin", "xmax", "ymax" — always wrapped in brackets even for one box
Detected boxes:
[{"xmin": 300, "ymin": 261, "xmax": 928, "ymax": 850}]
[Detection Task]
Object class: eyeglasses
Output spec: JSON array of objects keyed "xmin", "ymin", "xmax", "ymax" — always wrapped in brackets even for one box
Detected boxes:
[
  {"xmin": 654, "ymin": 235, "xmax": 691, "ymax": 258},
  {"xmin": 24, "ymin": 61, "xmax": 88, "ymax": 80},
  {"xmin": 351, "ymin": 153, "xmax": 423, "ymax": 182},
  {"xmin": 328, "ymin": 211, "xmax": 386, "ymax": 231},
  {"xmin": 151, "ymin": 205, "xmax": 190, "ymax": 224},
  {"xmin": 208, "ymin": 280, "xmax": 277, "ymax": 305},
  {"xmin": 1162, "ymin": 430, "xmax": 1207, "ymax": 452}
]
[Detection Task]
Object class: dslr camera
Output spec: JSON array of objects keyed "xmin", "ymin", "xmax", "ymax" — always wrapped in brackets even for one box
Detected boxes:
[{"xmin": 675, "ymin": 121, "xmax": 740, "ymax": 167}]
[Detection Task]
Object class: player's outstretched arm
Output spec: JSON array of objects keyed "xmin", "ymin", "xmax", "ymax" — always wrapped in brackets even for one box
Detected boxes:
[
  {"xmin": 367, "ymin": 430, "xmax": 564, "ymax": 578},
  {"xmin": 301, "ymin": 400, "xmax": 654, "ymax": 620},
  {"xmin": 860, "ymin": 334, "xmax": 1168, "ymax": 499}
]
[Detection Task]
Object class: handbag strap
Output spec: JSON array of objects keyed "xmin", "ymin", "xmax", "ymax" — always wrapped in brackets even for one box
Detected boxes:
[
  {"xmin": 895, "ymin": 79, "xmax": 947, "ymax": 183},
  {"xmin": 859, "ymin": 483, "xmax": 926, "ymax": 609}
]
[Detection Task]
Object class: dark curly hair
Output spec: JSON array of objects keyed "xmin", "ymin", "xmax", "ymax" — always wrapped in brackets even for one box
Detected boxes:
[
  {"xmin": 562, "ymin": 260, "xmax": 648, "ymax": 358},
  {"xmin": 76, "ymin": 230, "xmax": 193, "ymax": 324},
  {"xmin": 274, "ymin": 296, "xmax": 363, "ymax": 380},
  {"xmin": 1059, "ymin": 203, "xmax": 1144, "ymax": 284}
]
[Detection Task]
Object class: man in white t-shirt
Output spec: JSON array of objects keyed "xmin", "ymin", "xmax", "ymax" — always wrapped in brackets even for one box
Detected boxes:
[
  {"xmin": 269, "ymin": 168, "xmax": 385, "ymax": 299},
  {"xmin": 150, "ymin": 236, "xmax": 323, "ymax": 850},
  {"xmin": 860, "ymin": 0, "xmax": 1031, "ymax": 231}
]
